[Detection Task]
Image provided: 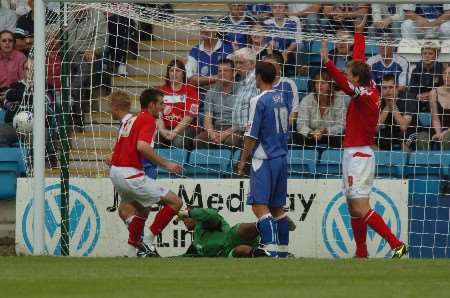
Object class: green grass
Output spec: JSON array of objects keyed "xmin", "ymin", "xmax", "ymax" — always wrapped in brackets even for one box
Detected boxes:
[{"xmin": 1, "ymin": 257, "xmax": 449, "ymax": 298}]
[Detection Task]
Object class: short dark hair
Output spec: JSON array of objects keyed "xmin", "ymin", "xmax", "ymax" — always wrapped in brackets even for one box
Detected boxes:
[
  {"xmin": 347, "ymin": 60, "xmax": 372, "ymax": 86},
  {"xmin": 140, "ymin": 88, "xmax": 164, "ymax": 109},
  {"xmin": 218, "ymin": 58, "xmax": 234, "ymax": 68},
  {"xmin": 265, "ymin": 50, "xmax": 284, "ymax": 65},
  {"xmin": 381, "ymin": 73, "xmax": 397, "ymax": 84},
  {"xmin": 255, "ymin": 61, "xmax": 276, "ymax": 84}
]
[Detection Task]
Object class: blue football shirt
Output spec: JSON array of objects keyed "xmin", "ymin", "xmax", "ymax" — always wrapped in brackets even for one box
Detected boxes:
[{"xmin": 245, "ymin": 90, "xmax": 290, "ymax": 159}]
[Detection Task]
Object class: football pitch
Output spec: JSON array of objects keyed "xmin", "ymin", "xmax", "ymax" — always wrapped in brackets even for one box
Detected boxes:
[{"xmin": 1, "ymin": 257, "xmax": 450, "ymax": 298}]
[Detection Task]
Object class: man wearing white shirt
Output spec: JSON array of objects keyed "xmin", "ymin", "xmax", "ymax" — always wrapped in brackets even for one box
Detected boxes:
[{"xmin": 402, "ymin": 4, "xmax": 450, "ymax": 39}]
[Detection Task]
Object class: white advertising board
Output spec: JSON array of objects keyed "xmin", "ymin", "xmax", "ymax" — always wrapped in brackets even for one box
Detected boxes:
[{"xmin": 16, "ymin": 178, "xmax": 408, "ymax": 258}]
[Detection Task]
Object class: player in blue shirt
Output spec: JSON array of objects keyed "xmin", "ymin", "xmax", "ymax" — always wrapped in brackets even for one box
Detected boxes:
[{"xmin": 237, "ymin": 61, "xmax": 290, "ymax": 257}]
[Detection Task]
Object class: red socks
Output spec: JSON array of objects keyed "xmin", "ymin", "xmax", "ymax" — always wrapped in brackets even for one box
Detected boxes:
[
  {"xmin": 351, "ymin": 217, "xmax": 368, "ymax": 257},
  {"xmin": 127, "ymin": 215, "xmax": 147, "ymax": 247},
  {"xmin": 363, "ymin": 209, "xmax": 402, "ymax": 249},
  {"xmin": 150, "ymin": 205, "xmax": 177, "ymax": 236}
]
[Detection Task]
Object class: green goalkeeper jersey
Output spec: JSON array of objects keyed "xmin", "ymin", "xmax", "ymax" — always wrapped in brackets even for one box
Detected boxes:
[{"xmin": 189, "ymin": 208, "xmax": 231, "ymax": 257}]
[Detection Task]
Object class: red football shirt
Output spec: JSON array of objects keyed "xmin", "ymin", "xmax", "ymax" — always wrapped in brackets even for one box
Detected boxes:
[
  {"xmin": 111, "ymin": 110, "xmax": 156, "ymax": 169},
  {"xmin": 159, "ymin": 84, "xmax": 199, "ymax": 129},
  {"xmin": 325, "ymin": 32, "xmax": 380, "ymax": 147}
]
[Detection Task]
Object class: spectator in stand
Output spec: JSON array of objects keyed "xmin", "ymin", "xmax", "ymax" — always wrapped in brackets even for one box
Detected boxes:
[
  {"xmin": 287, "ymin": 3, "xmax": 321, "ymax": 33},
  {"xmin": 0, "ymin": 30, "xmax": 26, "ymax": 91},
  {"xmin": 370, "ymin": 4, "xmax": 405, "ymax": 39},
  {"xmin": 321, "ymin": 4, "xmax": 369, "ymax": 34},
  {"xmin": 264, "ymin": 51, "xmax": 299, "ymax": 128},
  {"xmin": 106, "ymin": 13, "xmax": 137, "ymax": 76},
  {"xmin": 264, "ymin": 3, "xmax": 301, "ymax": 77},
  {"xmin": 194, "ymin": 58, "xmax": 240, "ymax": 149},
  {"xmin": 293, "ymin": 70, "xmax": 347, "ymax": 149},
  {"xmin": 248, "ymin": 22, "xmax": 273, "ymax": 61},
  {"xmin": 158, "ymin": 59, "xmax": 199, "ymax": 150},
  {"xmin": 67, "ymin": 8, "xmax": 107, "ymax": 129},
  {"xmin": 407, "ymin": 43, "xmax": 443, "ymax": 113},
  {"xmin": 231, "ymin": 47, "xmax": 258, "ymax": 136},
  {"xmin": 246, "ymin": 4, "xmax": 271, "ymax": 21},
  {"xmin": 376, "ymin": 74, "xmax": 415, "ymax": 151},
  {"xmin": 186, "ymin": 16, "xmax": 233, "ymax": 88},
  {"xmin": 367, "ymin": 38, "xmax": 409, "ymax": 89},
  {"xmin": 0, "ymin": 6, "xmax": 17, "ymax": 32},
  {"xmin": 15, "ymin": 0, "xmax": 57, "ymax": 56},
  {"xmin": 220, "ymin": 3, "xmax": 255, "ymax": 50},
  {"xmin": 416, "ymin": 65, "xmax": 450, "ymax": 150},
  {"xmin": 401, "ymin": 4, "xmax": 450, "ymax": 39}
]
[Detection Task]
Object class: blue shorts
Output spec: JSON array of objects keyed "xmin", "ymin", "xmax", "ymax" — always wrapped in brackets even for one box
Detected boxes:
[
  {"xmin": 142, "ymin": 159, "xmax": 157, "ymax": 179},
  {"xmin": 246, "ymin": 156, "xmax": 288, "ymax": 208}
]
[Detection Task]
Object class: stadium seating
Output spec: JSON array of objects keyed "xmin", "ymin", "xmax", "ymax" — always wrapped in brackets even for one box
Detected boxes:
[
  {"xmin": 374, "ymin": 150, "xmax": 408, "ymax": 178},
  {"xmin": 0, "ymin": 147, "xmax": 26, "ymax": 199},
  {"xmin": 316, "ymin": 149, "xmax": 343, "ymax": 178},
  {"xmin": 185, "ymin": 149, "xmax": 232, "ymax": 178},
  {"xmin": 288, "ymin": 149, "xmax": 317, "ymax": 178},
  {"xmin": 418, "ymin": 112, "xmax": 432, "ymax": 128},
  {"xmin": 0, "ymin": 108, "xmax": 5, "ymax": 124},
  {"xmin": 156, "ymin": 148, "xmax": 188, "ymax": 178}
]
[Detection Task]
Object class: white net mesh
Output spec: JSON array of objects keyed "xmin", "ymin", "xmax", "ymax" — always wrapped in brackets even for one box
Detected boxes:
[{"xmin": 11, "ymin": 2, "xmax": 450, "ymax": 258}]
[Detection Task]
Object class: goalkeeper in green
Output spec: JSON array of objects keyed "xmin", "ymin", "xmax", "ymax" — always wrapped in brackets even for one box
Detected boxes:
[{"xmin": 178, "ymin": 207, "xmax": 295, "ymax": 257}]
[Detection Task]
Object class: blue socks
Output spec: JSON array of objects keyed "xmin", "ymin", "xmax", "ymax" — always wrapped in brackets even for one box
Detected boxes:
[
  {"xmin": 257, "ymin": 214, "xmax": 277, "ymax": 256},
  {"xmin": 274, "ymin": 215, "xmax": 289, "ymax": 258}
]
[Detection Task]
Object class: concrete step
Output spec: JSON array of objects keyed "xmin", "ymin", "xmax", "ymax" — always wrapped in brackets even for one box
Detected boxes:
[
  {"xmin": 111, "ymin": 75, "xmax": 163, "ymax": 89},
  {"xmin": 69, "ymin": 160, "xmax": 110, "ymax": 172},
  {"xmin": 70, "ymin": 131, "xmax": 117, "ymax": 150},
  {"xmin": 84, "ymin": 111, "xmax": 119, "ymax": 125},
  {"xmin": 127, "ymin": 59, "xmax": 168, "ymax": 77},
  {"xmin": 70, "ymin": 148, "xmax": 112, "ymax": 161},
  {"xmin": 153, "ymin": 24, "xmax": 198, "ymax": 41}
]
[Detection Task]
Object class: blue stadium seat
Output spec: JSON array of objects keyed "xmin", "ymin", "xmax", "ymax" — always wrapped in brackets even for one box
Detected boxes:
[
  {"xmin": 317, "ymin": 149, "xmax": 342, "ymax": 178},
  {"xmin": 294, "ymin": 76, "xmax": 309, "ymax": 94},
  {"xmin": 231, "ymin": 149, "xmax": 241, "ymax": 173},
  {"xmin": 0, "ymin": 172, "xmax": 17, "ymax": 199},
  {"xmin": 365, "ymin": 43, "xmax": 379, "ymax": 57},
  {"xmin": 0, "ymin": 108, "xmax": 5, "ymax": 124},
  {"xmin": 405, "ymin": 151, "xmax": 446, "ymax": 179},
  {"xmin": 288, "ymin": 149, "xmax": 317, "ymax": 178},
  {"xmin": 418, "ymin": 112, "xmax": 432, "ymax": 127},
  {"xmin": 156, "ymin": 148, "xmax": 187, "ymax": 178},
  {"xmin": 0, "ymin": 147, "xmax": 26, "ymax": 176},
  {"xmin": 374, "ymin": 151, "xmax": 408, "ymax": 178},
  {"xmin": 185, "ymin": 149, "xmax": 232, "ymax": 178}
]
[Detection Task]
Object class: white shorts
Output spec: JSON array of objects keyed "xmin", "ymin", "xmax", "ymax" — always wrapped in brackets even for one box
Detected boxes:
[
  {"xmin": 342, "ymin": 146, "xmax": 375, "ymax": 199},
  {"xmin": 109, "ymin": 166, "xmax": 170, "ymax": 207}
]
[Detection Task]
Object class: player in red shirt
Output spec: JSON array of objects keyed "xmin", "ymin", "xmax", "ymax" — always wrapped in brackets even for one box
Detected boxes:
[
  {"xmin": 320, "ymin": 17, "xmax": 407, "ymax": 258},
  {"xmin": 109, "ymin": 88, "xmax": 183, "ymax": 257}
]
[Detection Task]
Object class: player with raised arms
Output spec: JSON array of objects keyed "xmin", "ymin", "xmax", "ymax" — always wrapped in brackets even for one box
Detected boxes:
[
  {"xmin": 320, "ymin": 17, "xmax": 407, "ymax": 258},
  {"xmin": 238, "ymin": 61, "xmax": 291, "ymax": 257},
  {"xmin": 109, "ymin": 88, "xmax": 183, "ymax": 257}
]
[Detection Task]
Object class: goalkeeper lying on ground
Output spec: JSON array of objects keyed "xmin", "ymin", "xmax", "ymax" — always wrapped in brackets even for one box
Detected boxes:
[{"xmin": 178, "ymin": 207, "xmax": 296, "ymax": 257}]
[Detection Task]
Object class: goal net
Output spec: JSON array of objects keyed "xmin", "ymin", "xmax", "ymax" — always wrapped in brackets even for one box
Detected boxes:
[{"xmin": 14, "ymin": 2, "xmax": 450, "ymax": 258}]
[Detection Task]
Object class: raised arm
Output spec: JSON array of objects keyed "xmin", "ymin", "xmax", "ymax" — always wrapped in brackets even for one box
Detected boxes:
[
  {"xmin": 320, "ymin": 40, "xmax": 358, "ymax": 97},
  {"xmin": 352, "ymin": 15, "xmax": 368, "ymax": 62}
]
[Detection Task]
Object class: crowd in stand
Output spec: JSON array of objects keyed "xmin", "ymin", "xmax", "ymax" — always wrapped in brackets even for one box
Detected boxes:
[{"xmin": 1, "ymin": 2, "xmax": 450, "ymax": 159}]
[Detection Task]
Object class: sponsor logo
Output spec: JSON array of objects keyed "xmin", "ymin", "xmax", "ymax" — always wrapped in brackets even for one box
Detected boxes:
[
  {"xmin": 322, "ymin": 188, "xmax": 401, "ymax": 258},
  {"xmin": 21, "ymin": 183, "xmax": 100, "ymax": 256}
]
